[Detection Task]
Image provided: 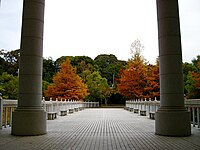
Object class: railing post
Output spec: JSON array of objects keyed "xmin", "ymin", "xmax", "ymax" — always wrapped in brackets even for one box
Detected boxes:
[
  {"xmin": 0, "ymin": 96, "xmax": 3, "ymax": 129},
  {"xmin": 55, "ymin": 101, "xmax": 58, "ymax": 113},
  {"xmin": 42, "ymin": 97, "xmax": 46, "ymax": 111},
  {"xmin": 50, "ymin": 98, "xmax": 53, "ymax": 112},
  {"xmin": 9, "ymin": 107, "xmax": 12, "ymax": 127},
  {"xmin": 197, "ymin": 107, "xmax": 200, "ymax": 128},
  {"xmin": 148, "ymin": 101, "xmax": 151, "ymax": 113},
  {"xmin": 67, "ymin": 100, "xmax": 70, "ymax": 110},
  {"xmin": 192, "ymin": 107, "xmax": 196, "ymax": 127},
  {"xmin": 4, "ymin": 107, "xmax": 7, "ymax": 128},
  {"xmin": 64, "ymin": 99, "xmax": 67, "ymax": 110},
  {"xmin": 70, "ymin": 100, "xmax": 72, "ymax": 109}
]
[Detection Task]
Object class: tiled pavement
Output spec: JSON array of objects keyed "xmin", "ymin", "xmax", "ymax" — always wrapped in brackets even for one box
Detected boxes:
[{"xmin": 0, "ymin": 108, "xmax": 200, "ymax": 150}]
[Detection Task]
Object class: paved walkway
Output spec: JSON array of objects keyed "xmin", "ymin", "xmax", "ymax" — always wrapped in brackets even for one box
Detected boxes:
[{"xmin": 0, "ymin": 108, "xmax": 200, "ymax": 150}]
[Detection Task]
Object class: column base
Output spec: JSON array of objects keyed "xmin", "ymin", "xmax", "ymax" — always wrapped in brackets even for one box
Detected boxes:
[
  {"xmin": 11, "ymin": 107, "xmax": 47, "ymax": 136},
  {"xmin": 155, "ymin": 108, "xmax": 191, "ymax": 136}
]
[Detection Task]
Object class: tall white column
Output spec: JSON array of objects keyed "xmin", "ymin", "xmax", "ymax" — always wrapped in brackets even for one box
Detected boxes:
[
  {"xmin": 155, "ymin": 0, "xmax": 191, "ymax": 136},
  {"xmin": 12, "ymin": 0, "xmax": 46, "ymax": 135}
]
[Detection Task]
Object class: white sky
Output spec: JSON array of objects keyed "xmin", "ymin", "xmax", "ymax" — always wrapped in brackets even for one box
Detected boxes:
[{"xmin": 0, "ymin": 0, "xmax": 200, "ymax": 64}]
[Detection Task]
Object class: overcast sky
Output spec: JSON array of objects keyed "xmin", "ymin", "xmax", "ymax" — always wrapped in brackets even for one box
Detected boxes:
[{"xmin": 0, "ymin": 0, "xmax": 200, "ymax": 64}]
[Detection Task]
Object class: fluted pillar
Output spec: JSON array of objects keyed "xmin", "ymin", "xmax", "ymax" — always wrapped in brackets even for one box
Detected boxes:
[
  {"xmin": 12, "ymin": 0, "xmax": 46, "ymax": 135},
  {"xmin": 155, "ymin": 0, "xmax": 191, "ymax": 136}
]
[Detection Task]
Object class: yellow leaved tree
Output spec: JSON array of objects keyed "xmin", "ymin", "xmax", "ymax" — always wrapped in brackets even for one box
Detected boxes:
[{"xmin": 44, "ymin": 58, "xmax": 88, "ymax": 100}]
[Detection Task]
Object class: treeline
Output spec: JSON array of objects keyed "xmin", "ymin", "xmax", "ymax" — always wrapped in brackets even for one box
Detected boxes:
[
  {"xmin": 43, "ymin": 54, "xmax": 126, "ymax": 104},
  {"xmin": 0, "ymin": 48, "xmax": 200, "ymax": 104}
]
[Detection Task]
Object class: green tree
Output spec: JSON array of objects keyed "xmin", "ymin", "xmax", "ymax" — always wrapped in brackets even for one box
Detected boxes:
[
  {"xmin": 0, "ymin": 72, "xmax": 18, "ymax": 99},
  {"xmin": 191, "ymin": 55, "xmax": 200, "ymax": 67},
  {"xmin": 0, "ymin": 49, "xmax": 20, "ymax": 76},
  {"xmin": 94, "ymin": 54, "xmax": 126, "ymax": 86},
  {"xmin": 43, "ymin": 57, "xmax": 56, "ymax": 83},
  {"xmin": 55, "ymin": 56, "xmax": 97, "ymax": 77},
  {"xmin": 0, "ymin": 57, "xmax": 5, "ymax": 75},
  {"xmin": 183, "ymin": 62, "xmax": 197, "ymax": 94},
  {"xmin": 185, "ymin": 71, "xmax": 197, "ymax": 98},
  {"xmin": 42, "ymin": 80, "xmax": 50, "ymax": 96},
  {"xmin": 81, "ymin": 69, "xmax": 92, "ymax": 82},
  {"xmin": 184, "ymin": 55, "xmax": 200, "ymax": 98},
  {"xmin": 85, "ymin": 71, "xmax": 109, "ymax": 104}
]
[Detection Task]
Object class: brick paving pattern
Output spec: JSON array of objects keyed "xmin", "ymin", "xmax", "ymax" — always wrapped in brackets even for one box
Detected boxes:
[{"xmin": 0, "ymin": 108, "xmax": 200, "ymax": 150}]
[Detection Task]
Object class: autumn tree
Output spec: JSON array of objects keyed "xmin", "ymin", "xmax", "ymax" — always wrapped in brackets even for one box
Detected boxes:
[
  {"xmin": 118, "ymin": 39, "xmax": 147, "ymax": 99},
  {"xmin": 117, "ymin": 39, "xmax": 160, "ymax": 99},
  {"xmin": 144, "ymin": 60, "xmax": 160, "ymax": 99},
  {"xmin": 44, "ymin": 58, "xmax": 88, "ymax": 100},
  {"xmin": 192, "ymin": 71, "xmax": 200, "ymax": 97},
  {"xmin": 117, "ymin": 58, "xmax": 147, "ymax": 99}
]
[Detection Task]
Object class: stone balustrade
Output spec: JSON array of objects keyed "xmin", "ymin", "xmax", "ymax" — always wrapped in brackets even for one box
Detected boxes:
[
  {"xmin": 125, "ymin": 98, "xmax": 200, "ymax": 128},
  {"xmin": 0, "ymin": 97, "xmax": 99, "ymax": 129},
  {"xmin": 2, "ymin": 97, "xmax": 199, "ymax": 129},
  {"xmin": 0, "ymin": 99, "xmax": 17, "ymax": 129},
  {"xmin": 185, "ymin": 99, "xmax": 200, "ymax": 128}
]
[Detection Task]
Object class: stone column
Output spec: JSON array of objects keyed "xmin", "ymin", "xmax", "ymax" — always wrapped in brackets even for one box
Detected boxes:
[
  {"xmin": 12, "ymin": 0, "xmax": 46, "ymax": 135},
  {"xmin": 155, "ymin": 0, "xmax": 191, "ymax": 136}
]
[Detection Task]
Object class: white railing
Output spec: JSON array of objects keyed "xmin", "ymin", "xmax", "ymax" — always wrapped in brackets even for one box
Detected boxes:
[
  {"xmin": 185, "ymin": 99, "xmax": 200, "ymax": 128},
  {"xmin": 43, "ymin": 98, "xmax": 85, "ymax": 115},
  {"xmin": 125, "ymin": 98, "xmax": 200, "ymax": 128},
  {"xmin": 125, "ymin": 98, "xmax": 160, "ymax": 114},
  {"xmin": 0, "ymin": 97, "xmax": 99, "ymax": 129},
  {"xmin": 0, "ymin": 99, "xmax": 17, "ymax": 129},
  {"xmin": 83, "ymin": 102, "xmax": 100, "ymax": 108}
]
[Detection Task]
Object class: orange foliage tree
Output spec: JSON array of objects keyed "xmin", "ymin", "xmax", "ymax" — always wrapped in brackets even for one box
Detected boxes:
[
  {"xmin": 193, "ymin": 62, "xmax": 200, "ymax": 88},
  {"xmin": 190, "ymin": 62, "xmax": 200, "ymax": 97},
  {"xmin": 44, "ymin": 58, "xmax": 88, "ymax": 100},
  {"xmin": 144, "ymin": 61, "xmax": 160, "ymax": 99},
  {"xmin": 118, "ymin": 58, "xmax": 160, "ymax": 99},
  {"xmin": 192, "ymin": 72, "xmax": 200, "ymax": 89},
  {"xmin": 117, "ymin": 55, "xmax": 147, "ymax": 99},
  {"xmin": 118, "ymin": 39, "xmax": 160, "ymax": 99}
]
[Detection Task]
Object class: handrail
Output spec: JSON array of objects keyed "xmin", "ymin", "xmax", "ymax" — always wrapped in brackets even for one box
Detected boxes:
[
  {"xmin": 125, "ymin": 98, "xmax": 200, "ymax": 128},
  {"xmin": 185, "ymin": 99, "xmax": 200, "ymax": 128},
  {"xmin": 0, "ymin": 97, "xmax": 99, "ymax": 129},
  {"xmin": 0, "ymin": 99, "xmax": 18, "ymax": 129}
]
